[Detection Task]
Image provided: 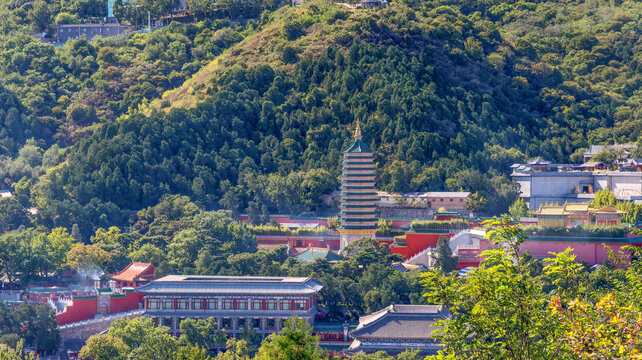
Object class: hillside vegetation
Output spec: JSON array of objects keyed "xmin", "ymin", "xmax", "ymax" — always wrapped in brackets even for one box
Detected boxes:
[{"xmin": 0, "ymin": 0, "xmax": 640, "ymax": 235}]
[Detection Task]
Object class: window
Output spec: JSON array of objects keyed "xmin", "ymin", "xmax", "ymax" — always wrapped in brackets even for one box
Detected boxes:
[
  {"xmin": 251, "ymin": 300, "xmax": 263, "ymax": 310},
  {"xmin": 177, "ymin": 299, "xmax": 189, "ymax": 310},
  {"xmin": 450, "ymin": 199, "xmax": 453, "ymax": 202},
  {"xmin": 192, "ymin": 299, "xmax": 203, "ymax": 310},
  {"xmin": 206, "ymin": 299, "xmax": 218, "ymax": 310},
  {"xmin": 222, "ymin": 318, "xmax": 232, "ymax": 329},
  {"xmin": 163, "ymin": 299, "xmax": 174, "ymax": 310},
  {"xmin": 280, "ymin": 300, "xmax": 292, "ymax": 310},
  {"xmin": 148, "ymin": 299, "xmax": 160, "ymax": 310},
  {"xmin": 266, "ymin": 319, "xmax": 276, "ymax": 330},
  {"xmin": 238, "ymin": 318, "xmax": 247, "ymax": 329},
  {"xmin": 266, "ymin": 299, "xmax": 277, "ymax": 310},
  {"xmin": 164, "ymin": 317, "xmax": 174, "ymax": 329},
  {"xmin": 237, "ymin": 299, "xmax": 248, "ymax": 310},
  {"xmin": 252, "ymin": 318, "xmax": 261, "ymax": 329},
  {"xmin": 460, "ymin": 199, "xmax": 463, "ymax": 202},
  {"xmin": 222, "ymin": 299, "xmax": 233, "ymax": 310},
  {"xmin": 294, "ymin": 300, "xmax": 307, "ymax": 311}
]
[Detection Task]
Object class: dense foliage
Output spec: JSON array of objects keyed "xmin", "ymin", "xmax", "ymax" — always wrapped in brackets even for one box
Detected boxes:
[
  {"xmin": 422, "ymin": 217, "xmax": 642, "ymax": 359},
  {"xmin": 0, "ymin": 301, "xmax": 59, "ymax": 356},
  {"xmin": 73, "ymin": 315, "xmax": 425, "ymax": 360},
  {"xmin": 0, "ymin": 0, "xmax": 638, "ymax": 235}
]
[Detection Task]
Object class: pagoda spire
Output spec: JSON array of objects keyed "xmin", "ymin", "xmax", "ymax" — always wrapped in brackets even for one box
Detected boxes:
[{"xmin": 354, "ymin": 121, "xmax": 362, "ymax": 140}]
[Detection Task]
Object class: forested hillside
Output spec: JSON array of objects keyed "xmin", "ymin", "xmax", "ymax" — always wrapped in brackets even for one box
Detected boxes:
[{"xmin": 0, "ymin": 0, "xmax": 641, "ymax": 235}]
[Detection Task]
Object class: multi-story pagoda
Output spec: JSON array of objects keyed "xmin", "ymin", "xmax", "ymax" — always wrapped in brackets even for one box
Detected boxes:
[{"xmin": 338, "ymin": 121, "xmax": 378, "ymax": 251}]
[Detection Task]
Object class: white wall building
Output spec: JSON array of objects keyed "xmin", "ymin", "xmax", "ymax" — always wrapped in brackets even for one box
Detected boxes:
[{"xmin": 511, "ymin": 161, "xmax": 642, "ymax": 209}]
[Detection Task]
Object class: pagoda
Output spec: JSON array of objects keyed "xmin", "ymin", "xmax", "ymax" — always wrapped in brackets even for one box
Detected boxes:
[{"xmin": 338, "ymin": 121, "xmax": 378, "ymax": 251}]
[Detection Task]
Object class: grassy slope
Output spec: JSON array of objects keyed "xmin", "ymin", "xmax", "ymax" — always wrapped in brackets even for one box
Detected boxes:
[{"xmin": 148, "ymin": 2, "xmax": 365, "ymax": 112}]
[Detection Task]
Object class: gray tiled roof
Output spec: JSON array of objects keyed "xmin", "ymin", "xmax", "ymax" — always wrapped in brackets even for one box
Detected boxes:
[
  {"xmin": 585, "ymin": 144, "xmax": 636, "ymax": 155},
  {"xmin": 137, "ymin": 275, "xmax": 323, "ymax": 295},
  {"xmin": 351, "ymin": 305, "xmax": 450, "ymax": 340}
]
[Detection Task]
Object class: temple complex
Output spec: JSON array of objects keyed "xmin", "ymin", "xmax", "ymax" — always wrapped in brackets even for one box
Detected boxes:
[{"xmin": 338, "ymin": 122, "xmax": 378, "ymax": 251}]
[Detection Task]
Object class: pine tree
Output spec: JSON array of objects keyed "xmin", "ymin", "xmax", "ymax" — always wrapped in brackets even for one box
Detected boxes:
[{"xmin": 433, "ymin": 236, "xmax": 458, "ymax": 274}]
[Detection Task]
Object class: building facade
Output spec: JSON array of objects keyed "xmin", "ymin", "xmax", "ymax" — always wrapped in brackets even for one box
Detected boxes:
[
  {"xmin": 338, "ymin": 122, "xmax": 378, "ymax": 250},
  {"xmin": 377, "ymin": 191, "xmax": 472, "ymax": 219},
  {"xmin": 347, "ymin": 304, "xmax": 450, "ymax": 356},
  {"xmin": 511, "ymin": 160, "xmax": 642, "ymax": 209},
  {"xmin": 137, "ymin": 275, "xmax": 323, "ymax": 339}
]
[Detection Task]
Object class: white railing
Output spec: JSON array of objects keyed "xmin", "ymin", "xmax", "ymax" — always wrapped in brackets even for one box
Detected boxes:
[{"xmin": 58, "ymin": 309, "xmax": 144, "ymax": 330}]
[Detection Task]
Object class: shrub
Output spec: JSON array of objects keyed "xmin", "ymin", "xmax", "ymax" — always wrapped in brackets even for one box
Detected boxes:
[
  {"xmin": 410, "ymin": 219, "xmax": 469, "ymax": 230},
  {"xmin": 282, "ymin": 45, "xmax": 298, "ymax": 63},
  {"xmin": 282, "ymin": 22, "xmax": 304, "ymax": 41}
]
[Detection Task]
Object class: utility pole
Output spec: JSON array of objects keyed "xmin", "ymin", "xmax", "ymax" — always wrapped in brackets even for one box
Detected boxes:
[{"xmin": 148, "ymin": 10, "xmax": 151, "ymax": 31}]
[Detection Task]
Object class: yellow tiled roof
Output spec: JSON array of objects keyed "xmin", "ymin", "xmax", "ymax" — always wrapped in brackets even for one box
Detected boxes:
[
  {"xmin": 593, "ymin": 206, "xmax": 627, "ymax": 215},
  {"xmin": 532, "ymin": 205, "xmax": 568, "ymax": 216},
  {"xmin": 564, "ymin": 203, "xmax": 590, "ymax": 212}
]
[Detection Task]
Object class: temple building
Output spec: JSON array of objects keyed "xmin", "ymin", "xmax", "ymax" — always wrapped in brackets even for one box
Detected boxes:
[
  {"xmin": 137, "ymin": 275, "xmax": 323, "ymax": 339},
  {"xmin": 346, "ymin": 304, "xmax": 450, "ymax": 356},
  {"xmin": 531, "ymin": 202, "xmax": 627, "ymax": 227},
  {"xmin": 106, "ymin": 262, "xmax": 155, "ymax": 290},
  {"xmin": 338, "ymin": 122, "xmax": 378, "ymax": 251}
]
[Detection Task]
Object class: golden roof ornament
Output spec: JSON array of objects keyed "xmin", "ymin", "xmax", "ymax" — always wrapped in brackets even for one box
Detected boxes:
[{"xmin": 354, "ymin": 121, "xmax": 362, "ymax": 140}]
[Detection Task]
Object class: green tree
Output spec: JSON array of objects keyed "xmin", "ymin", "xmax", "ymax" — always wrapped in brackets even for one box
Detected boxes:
[
  {"xmin": 465, "ymin": 191, "xmax": 487, "ymax": 213},
  {"xmin": 127, "ymin": 327, "xmax": 178, "ymax": 360},
  {"xmin": 0, "ymin": 231, "xmax": 28, "ymax": 284},
  {"xmin": 128, "ymin": 244, "xmax": 166, "ymax": 267},
  {"xmin": 108, "ymin": 317, "xmax": 156, "ymax": 349},
  {"xmin": 238, "ymin": 324, "xmax": 261, "ymax": 357},
  {"xmin": 179, "ymin": 318, "xmax": 225, "ymax": 353},
  {"xmin": 215, "ymin": 338, "xmax": 250, "ymax": 360},
  {"xmin": 176, "ymin": 344, "xmax": 212, "ymax": 360},
  {"xmin": 79, "ymin": 334, "xmax": 130, "ymax": 360},
  {"xmin": 18, "ymin": 303, "xmax": 60, "ymax": 355},
  {"xmin": 254, "ymin": 316, "xmax": 324, "ymax": 360},
  {"xmin": 421, "ymin": 216, "xmax": 565, "ymax": 359},
  {"xmin": 590, "ymin": 188, "xmax": 616, "ymax": 208},
  {"xmin": 66, "ymin": 244, "xmax": 111, "ymax": 272},
  {"xmin": 0, "ymin": 340, "xmax": 38, "ymax": 360},
  {"xmin": 433, "ymin": 236, "xmax": 458, "ymax": 274},
  {"xmin": 0, "ymin": 197, "xmax": 29, "ymax": 232},
  {"xmin": 349, "ymin": 351, "xmax": 392, "ymax": 360},
  {"xmin": 508, "ymin": 197, "xmax": 529, "ymax": 220},
  {"xmin": 0, "ymin": 302, "xmax": 19, "ymax": 337},
  {"xmin": 27, "ymin": 1, "xmax": 51, "ymax": 31}
]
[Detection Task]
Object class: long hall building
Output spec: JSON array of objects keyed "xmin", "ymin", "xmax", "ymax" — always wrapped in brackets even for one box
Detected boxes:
[{"xmin": 137, "ymin": 275, "xmax": 323, "ymax": 339}]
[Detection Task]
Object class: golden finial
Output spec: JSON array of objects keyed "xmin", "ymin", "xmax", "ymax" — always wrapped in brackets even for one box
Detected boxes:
[{"xmin": 354, "ymin": 121, "xmax": 362, "ymax": 140}]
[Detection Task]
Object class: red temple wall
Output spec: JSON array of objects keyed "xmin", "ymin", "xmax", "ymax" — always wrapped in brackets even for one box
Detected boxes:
[
  {"xmin": 109, "ymin": 292, "xmax": 143, "ymax": 313},
  {"xmin": 56, "ymin": 297, "xmax": 97, "ymax": 325}
]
